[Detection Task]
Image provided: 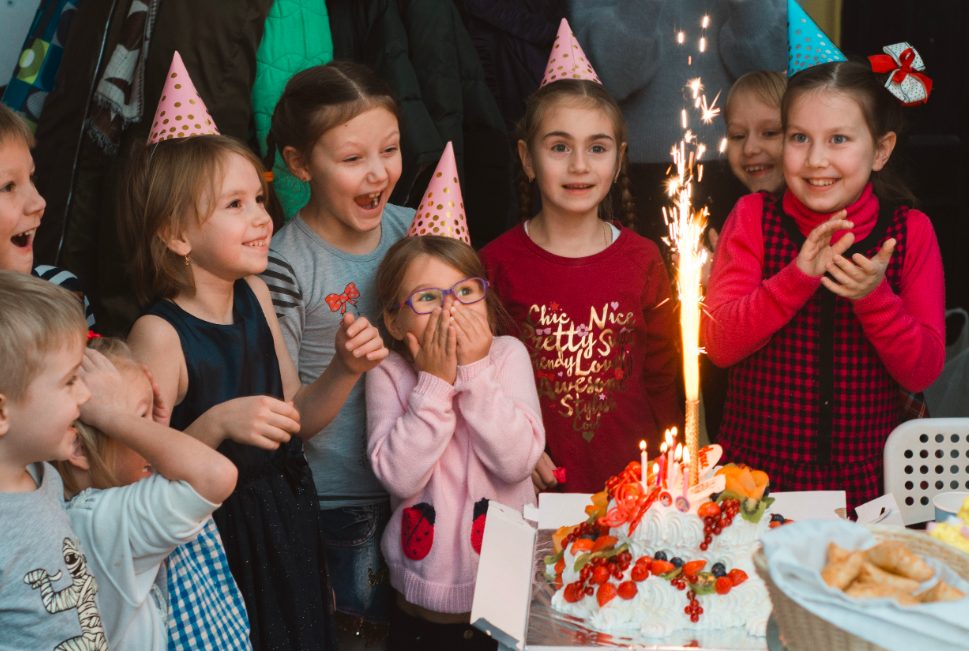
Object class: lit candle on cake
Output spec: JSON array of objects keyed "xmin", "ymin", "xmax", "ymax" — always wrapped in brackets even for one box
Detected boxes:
[
  {"xmin": 681, "ymin": 446, "xmax": 690, "ymax": 498},
  {"xmin": 640, "ymin": 440, "xmax": 648, "ymax": 484},
  {"xmin": 666, "ymin": 429, "xmax": 677, "ymax": 488},
  {"xmin": 652, "ymin": 462, "xmax": 660, "ymax": 487}
]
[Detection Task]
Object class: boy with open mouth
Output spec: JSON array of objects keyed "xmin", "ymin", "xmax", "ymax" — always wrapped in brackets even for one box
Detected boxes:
[{"xmin": 0, "ymin": 104, "xmax": 95, "ymax": 330}]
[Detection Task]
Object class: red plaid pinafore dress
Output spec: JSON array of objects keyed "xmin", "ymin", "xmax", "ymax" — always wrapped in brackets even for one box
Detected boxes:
[{"xmin": 718, "ymin": 192, "xmax": 907, "ymax": 513}]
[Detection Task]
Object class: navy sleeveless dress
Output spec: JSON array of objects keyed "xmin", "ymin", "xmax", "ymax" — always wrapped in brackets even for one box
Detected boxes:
[{"xmin": 145, "ymin": 279, "xmax": 337, "ymax": 651}]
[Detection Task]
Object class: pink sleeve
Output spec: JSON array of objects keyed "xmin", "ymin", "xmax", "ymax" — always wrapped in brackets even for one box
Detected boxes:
[
  {"xmin": 454, "ymin": 339, "xmax": 546, "ymax": 485},
  {"xmin": 850, "ymin": 210, "xmax": 945, "ymax": 391},
  {"xmin": 703, "ymin": 194, "xmax": 822, "ymax": 367},
  {"xmin": 366, "ymin": 361, "xmax": 457, "ymax": 500}
]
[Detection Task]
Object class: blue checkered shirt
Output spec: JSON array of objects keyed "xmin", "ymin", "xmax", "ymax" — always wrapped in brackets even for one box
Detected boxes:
[{"xmin": 167, "ymin": 517, "xmax": 251, "ymax": 651}]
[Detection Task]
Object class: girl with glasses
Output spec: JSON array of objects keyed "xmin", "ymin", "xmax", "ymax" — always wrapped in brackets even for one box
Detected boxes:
[{"xmin": 368, "ymin": 234, "xmax": 545, "ymax": 650}]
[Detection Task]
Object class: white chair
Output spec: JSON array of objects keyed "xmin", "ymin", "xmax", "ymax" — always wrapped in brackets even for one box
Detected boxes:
[{"xmin": 883, "ymin": 418, "xmax": 969, "ymax": 525}]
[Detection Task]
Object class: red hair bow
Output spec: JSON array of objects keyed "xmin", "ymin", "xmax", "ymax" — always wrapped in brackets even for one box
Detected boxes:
[
  {"xmin": 87, "ymin": 331, "xmax": 101, "ymax": 340},
  {"xmin": 325, "ymin": 283, "xmax": 360, "ymax": 315},
  {"xmin": 869, "ymin": 42, "xmax": 932, "ymax": 106}
]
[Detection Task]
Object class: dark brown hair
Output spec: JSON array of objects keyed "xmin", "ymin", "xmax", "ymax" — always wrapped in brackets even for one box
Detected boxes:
[
  {"xmin": 375, "ymin": 236, "xmax": 510, "ymax": 355},
  {"xmin": 0, "ymin": 103, "xmax": 35, "ymax": 148},
  {"xmin": 782, "ymin": 60, "xmax": 917, "ymax": 207},
  {"xmin": 515, "ymin": 79, "xmax": 635, "ymax": 229},
  {"xmin": 264, "ymin": 61, "xmax": 398, "ymax": 182},
  {"xmin": 118, "ymin": 135, "xmax": 270, "ymax": 304}
]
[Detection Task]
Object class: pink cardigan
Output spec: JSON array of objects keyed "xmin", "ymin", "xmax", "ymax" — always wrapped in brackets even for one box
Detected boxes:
[
  {"xmin": 366, "ymin": 336, "xmax": 545, "ymax": 613},
  {"xmin": 703, "ymin": 185, "xmax": 945, "ymax": 392}
]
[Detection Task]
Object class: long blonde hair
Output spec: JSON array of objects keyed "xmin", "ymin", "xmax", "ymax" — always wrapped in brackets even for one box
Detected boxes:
[{"xmin": 53, "ymin": 337, "xmax": 143, "ymax": 497}]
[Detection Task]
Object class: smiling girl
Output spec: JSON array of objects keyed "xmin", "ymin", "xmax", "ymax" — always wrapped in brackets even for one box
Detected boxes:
[
  {"xmin": 480, "ymin": 79, "xmax": 680, "ymax": 495},
  {"xmin": 121, "ymin": 133, "xmax": 386, "ymax": 651},
  {"xmin": 703, "ymin": 58, "xmax": 945, "ymax": 513},
  {"xmin": 258, "ymin": 62, "xmax": 412, "ymax": 646}
]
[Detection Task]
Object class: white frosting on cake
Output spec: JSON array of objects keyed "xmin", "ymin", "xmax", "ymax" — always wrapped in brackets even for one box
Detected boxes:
[{"xmin": 548, "ymin": 499, "xmax": 773, "ymax": 637}]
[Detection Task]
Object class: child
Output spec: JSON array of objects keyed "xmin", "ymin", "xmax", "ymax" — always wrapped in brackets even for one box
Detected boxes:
[
  {"xmin": 120, "ymin": 53, "xmax": 386, "ymax": 651},
  {"xmin": 700, "ymin": 70, "xmax": 789, "ymax": 442},
  {"xmin": 0, "ymin": 271, "xmax": 103, "ymax": 649},
  {"xmin": 0, "ymin": 103, "xmax": 95, "ymax": 329},
  {"xmin": 723, "ymin": 70, "xmax": 788, "ymax": 196},
  {"xmin": 479, "ymin": 74, "xmax": 681, "ymax": 495},
  {"xmin": 259, "ymin": 61, "xmax": 412, "ymax": 646},
  {"xmin": 54, "ymin": 337, "xmax": 242, "ymax": 651},
  {"xmin": 703, "ymin": 50, "xmax": 945, "ymax": 512},
  {"xmin": 369, "ymin": 229, "xmax": 544, "ymax": 650}
]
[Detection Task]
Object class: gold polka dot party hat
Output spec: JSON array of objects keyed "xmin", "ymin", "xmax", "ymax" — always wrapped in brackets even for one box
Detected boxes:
[
  {"xmin": 406, "ymin": 141, "xmax": 470, "ymax": 244},
  {"xmin": 147, "ymin": 51, "xmax": 219, "ymax": 144},
  {"xmin": 540, "ymin": 18, "xmax": 600, "ymax": 87}
]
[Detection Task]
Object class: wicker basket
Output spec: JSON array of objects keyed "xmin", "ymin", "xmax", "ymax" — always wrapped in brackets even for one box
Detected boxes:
[{"xmin": 753, "ymin": 525, "xmax": 969, "ymax": 651}]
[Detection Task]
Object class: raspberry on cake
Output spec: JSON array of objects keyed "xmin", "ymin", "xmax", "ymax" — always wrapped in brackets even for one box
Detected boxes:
[{"xmin": 544, "ymin": 459, "xmax": 791, "ymax": 638}]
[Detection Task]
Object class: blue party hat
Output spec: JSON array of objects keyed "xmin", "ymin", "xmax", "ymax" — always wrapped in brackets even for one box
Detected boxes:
[{"xmin": 787, "ymin": 0, "xmax": 846, "ymax": 76}]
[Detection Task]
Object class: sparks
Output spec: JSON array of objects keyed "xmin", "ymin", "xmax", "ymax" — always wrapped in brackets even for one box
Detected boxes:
[
  {"xmin": 677, "ymin": 31, "xmax": 685, "ymax": 44},
  {"xmin": 699, "ymin": 37, "xmax": 706, "ymax": 53},
  {"xmin": 687, "ymin": 78, "xmax": 703, "ymax": 100},
  {"xmin": 681, "ymin": 109, "xmax": 688, "ymax": 129},
  {"xmin": 699, "ymin": 90, "xmax": 722, "ymax": 123},
  {"xmin": 719, "ymin": 138, "xmax": 728, "ymax": 153},
  {"xmin": 701, "ymin": 15, "xmax": 710, "ymax": 29}
]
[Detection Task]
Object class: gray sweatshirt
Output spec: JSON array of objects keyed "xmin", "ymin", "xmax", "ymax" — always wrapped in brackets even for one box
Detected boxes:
[
  {"xmin": 569, "ymin": 0, "xmax": 787, "ymax": 163},
  {"xmin": 262, "ymin": 205, "xmax": 414, "ymax": 508},
  {"xmin": 0, "ymin": 463, "xmax": 107, "ymax": 651}
]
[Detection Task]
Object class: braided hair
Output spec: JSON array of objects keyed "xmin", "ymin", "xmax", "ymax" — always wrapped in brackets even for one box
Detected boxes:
[{"xmin": 515, "ymin": 79, "xmax": 636, "ymax": 230}]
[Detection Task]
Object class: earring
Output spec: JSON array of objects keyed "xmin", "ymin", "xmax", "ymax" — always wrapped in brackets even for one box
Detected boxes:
[{"xmin": 184, "ymin": 255, "xmax": 191, "ymax": 266}]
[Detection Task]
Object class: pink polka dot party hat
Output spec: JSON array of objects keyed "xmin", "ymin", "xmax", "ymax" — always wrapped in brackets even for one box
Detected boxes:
[
  {"xmin": 541, "ymin": 18, "xmax": 600, "ymax": 87},
  {"xmin": 406, "ymin": 141, "xmax": 469, "ymax": 244},
  {"xmin": 148, "ymin": 51, "xmax": 219, "ymax": 144}
]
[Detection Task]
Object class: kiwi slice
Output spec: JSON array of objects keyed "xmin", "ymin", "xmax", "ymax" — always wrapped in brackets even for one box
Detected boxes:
[{"xmin": 739, "ymin": 496, "xmax": 775, "ymax": 523}]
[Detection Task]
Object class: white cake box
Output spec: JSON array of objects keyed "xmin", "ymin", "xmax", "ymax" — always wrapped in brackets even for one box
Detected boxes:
[{"xmin": 471, "ymin": 492, "xmax": 846, "ymax": 650}]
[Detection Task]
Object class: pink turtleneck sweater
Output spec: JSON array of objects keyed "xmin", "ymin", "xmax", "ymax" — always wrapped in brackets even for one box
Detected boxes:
[{"xmin": 703, "ymin": 185, "xmax": 945, "ymax": 392}]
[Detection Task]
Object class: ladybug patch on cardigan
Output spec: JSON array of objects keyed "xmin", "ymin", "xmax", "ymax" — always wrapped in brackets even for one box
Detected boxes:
[
  {"xmin": 470, "ymin": 498, "xmax": 490, "ymax": 554},
  {"xmin": 401, "ymin": 503, "xmax": 435, "ymax": 560}
]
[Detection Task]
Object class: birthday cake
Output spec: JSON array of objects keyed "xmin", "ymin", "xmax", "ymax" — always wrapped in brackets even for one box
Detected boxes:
[{"xmin": 544, "ymin": 445, "xmax": 789, "ymax": 638}]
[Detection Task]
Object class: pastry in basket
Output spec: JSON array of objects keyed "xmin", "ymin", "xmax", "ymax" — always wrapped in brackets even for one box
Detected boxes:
[
  {"xmin": 545, "ymin": 450, "xmax": 788, "ymax": 637},
  {"xmin": 821, "ymin": 540, "xmax": 966, "ymax": 605}
]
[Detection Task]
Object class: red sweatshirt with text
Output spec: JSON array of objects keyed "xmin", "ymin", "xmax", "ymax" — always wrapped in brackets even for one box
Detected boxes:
[{"xmin": 480, "ymin": 223, "xmax": 682, "ymax": 493}]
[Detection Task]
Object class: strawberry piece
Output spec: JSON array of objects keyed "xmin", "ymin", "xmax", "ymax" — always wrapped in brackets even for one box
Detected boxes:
[
  {"xmin": 650, "ymin": 560, "xmax": 674, "ymax": 576},
  {"xmin": 554, "ymin": 574, "xmax": 563, "ymax": 590},
  {"xmin": 715, "ymin": 576, "xmax": 732, "ymax": 595},
  {"xmin": 470, "ymin": 498, "xmax": 489, "ymax": 554},
  {"xmin": 631, "ymin": 564, "xmax": 649, "ymax": 582},
  {"xmin": 596, "ymin": 583, "xmax": 618, "ymax": 607},
  {"xmin": 728, "ymin": 569, "xmax": 748, "ymax": 586},
  {"xmin": 570, "ymin": 538, "xmax": 594, "ymax": 555},
  {"xmin": 697, "ymin": 502, "xmax": 721, "ymax": 518},
  {"xmin": 683, "ymin": 560, "xmax": 706, "ymax": 577},
  {"xmin": 618, "ymin": 581, "xmax": 638, "ymax": 600},
  {"xmin": 592, "ymin": 566, "xmax": 610, "ymax": 585},
  {"xmin": 555, "ymin": 557, "xmax": 566, "ymax": 574},
  {"xmin": 563, "ymin": 582, "xmax": 584, "ymax": 603},
  {"xmin": 591, "ymin": 535, "xmax": 618, "ymax": 553},
  {"xmin": 400, "ymin": 502, "xmax": 435, "ymax": 560}
]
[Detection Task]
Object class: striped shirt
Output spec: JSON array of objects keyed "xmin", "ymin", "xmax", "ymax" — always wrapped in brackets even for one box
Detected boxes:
[{"xmin": 32, "ymin": 265, "xmax": 96, "ymax": 330}]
